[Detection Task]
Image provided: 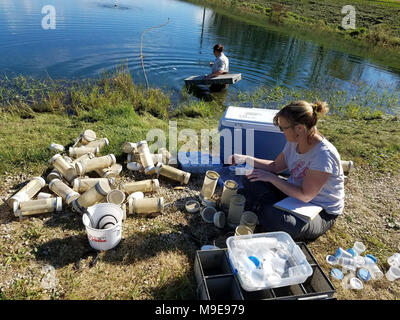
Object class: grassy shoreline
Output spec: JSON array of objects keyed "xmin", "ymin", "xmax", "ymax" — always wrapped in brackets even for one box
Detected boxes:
[
  {"xmin": 181, "ymin": 0, "xmax": 400, "ymax": 70},
  {"xmin": 0, "ymin": 72, "xmax": 399, "ymax": 300}
]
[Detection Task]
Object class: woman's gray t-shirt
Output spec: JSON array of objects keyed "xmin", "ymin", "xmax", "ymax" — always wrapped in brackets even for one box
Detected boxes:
[{"xmin": 282, "ymin": 138, "xmax": 345, "ymax": 215}]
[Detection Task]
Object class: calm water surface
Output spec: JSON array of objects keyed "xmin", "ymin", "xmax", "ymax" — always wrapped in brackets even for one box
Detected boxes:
[{"xmin": 1, "ymin": 0, "xmax": 400, "ymax": 95}]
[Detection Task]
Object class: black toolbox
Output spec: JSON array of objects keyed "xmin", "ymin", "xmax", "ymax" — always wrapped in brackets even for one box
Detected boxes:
[{"xmin": 195, "ymin": 242, "xmax": 336, "ymax": 300}]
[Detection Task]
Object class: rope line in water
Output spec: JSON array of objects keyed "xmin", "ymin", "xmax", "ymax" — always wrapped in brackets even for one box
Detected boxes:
[{"xmin": 140, "ymin": 18, "xmax": 171, "ymax": 90}]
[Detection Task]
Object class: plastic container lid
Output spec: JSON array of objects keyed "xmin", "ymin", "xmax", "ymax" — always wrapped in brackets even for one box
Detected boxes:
[
  {"xmin": 213, "ymin": 211, "xmax": 226, "ymax": 228},
  {"xmin": 107, "ymin": 190, "xmax": 126, "ymax": 206},
  {"xmin": 127, "ymin": 191, "xmax": 144, "ymax": 202},
  {"xmin": 201, "ymin": 245, "xmax": 220, "ymax": 251},
  {"xmin": 349, "ymin": 277, "xmax": 364, "ymax": 290},
  {"xmin": 56, "ymin": 197, "xmax": 63, "ymax": 212},
  {"xmin": 185, "ymin": 200, "xmax": 200, "ymax": 213},
  {"xmin": 50, "ymin": 143, "xmax": 64, "ymax": 153},
  {"xmin": 82, "ymin": 129, "xmax": 96, "ymax": 142},
  {"xmin": 127, "ymin": 162, "xmax": 143, "ymax": 171},
  {"xmin": 200, "ymin": 206, "xmax": 217, "ymax": 223},
  {"xmin": 65, "ymin": 191, "xmax": 81, "ymax": 205},
  {"xmin": 347, "ymin": 248, "xmax": 356, "ymax": 257},
  {"xmin": 95, "ymin": 180, "xmax": 112, "ymax": 196},
  {"xmin": 357, "ymin": 268, "xmax": 371, "ymax": 281},
  {"xmin": 365, "ymin": 254, "xmax": 377, "ymax": 264},
  {"xmin": 330, "ymin": 268, "xmax": 344, "ymax": 280}
]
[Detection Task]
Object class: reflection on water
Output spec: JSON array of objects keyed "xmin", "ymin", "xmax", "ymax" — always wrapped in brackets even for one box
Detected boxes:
[{"xmin": 0, "ymin": 0, "xmax": 399, "ymax": 97}]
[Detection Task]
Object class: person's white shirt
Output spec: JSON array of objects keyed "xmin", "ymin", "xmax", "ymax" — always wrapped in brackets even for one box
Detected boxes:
[{"xmin": 212, "ymin": 52, "xmax": 229, "ymax": 74}]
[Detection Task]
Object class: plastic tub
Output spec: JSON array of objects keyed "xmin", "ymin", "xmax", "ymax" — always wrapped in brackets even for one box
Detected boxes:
[{"xmin": 226, "ymin": 231, "xmax": 313, "ymax": 291}]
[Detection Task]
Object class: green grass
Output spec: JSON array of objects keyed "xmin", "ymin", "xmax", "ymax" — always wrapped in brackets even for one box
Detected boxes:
[{"xmin": 0, "ymin": 69, "xmax": 399, "ymax": 180}]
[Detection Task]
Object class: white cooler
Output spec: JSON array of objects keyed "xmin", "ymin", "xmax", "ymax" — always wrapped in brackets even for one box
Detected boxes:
[{"xmin": 218, "ymin": 106, "xmax": 287, "ymax": 165}]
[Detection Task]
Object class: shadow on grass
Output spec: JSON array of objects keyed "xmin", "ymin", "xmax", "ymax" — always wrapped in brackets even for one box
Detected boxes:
[{"xmin": 33, "ymin": 234, "xmax": 96, "ymax": 269}]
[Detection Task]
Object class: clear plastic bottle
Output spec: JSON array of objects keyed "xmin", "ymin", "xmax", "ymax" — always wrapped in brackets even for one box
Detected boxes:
[
  {"xmin": 69, "ymin": 146, "xmax": 99, "ymax": 158},
  {"xmin": 337, "ymin": 256, "xmax": 357, "ymax": 272},
  {"xmin": 8, "ymin": 176, "xmax": 46, "ymax": 212},
  {"xmin": 121, "ymin": 179, "xmax": 160, "ymax": 194},
  {"xmin": 137, "ymin": 141, "xmax": 156, "ymax": 175},
  {"xmin": 387, "ymin": 253, "xmax": 400, "ymax": 267},
  {"xmin": 73, "ymin": 177, "xmax": 114, "ymax": 193},
  {"xmin": 72, "ymin": 180, "xmax": 111, "ymax": 214},
  {"xmin": 17, "ymin": 197, "xmax": 62, "ymax": 217},
  {"xmin": 352, "ymin": 241, "xmax": 366, "ymax": 256},
  {"xmin": 95, "ymin": 163, "xmax": 122, "ymax": 178},
  {"xmin": 157, "ymin": 163, "xmax": 191, "ymax": 185},
  {"xmin": 363, "ymin": 256, "xmax": 384, "ymax": 280},
  {"xmin": 239, "ymin": 211, "xmax": 258, "ymax": 233},
  {"xmin": 85, "ymin": 138, "xmax": 109, "ymax": 151},
  {"xmin": 220, "ymin": 180, "xmax": 239, "ymax": 210},
  {"xmin": 49, "ymin": 178, "xmax": 80, "ymax": 205},
  {"xmin": 227, "ymin": 194, "xmax": 246, "ymax": 228},
  {"xmin": 128, "ymin": 197, "xmax": 164, "ymax": 215},
  {"xmin": 200, "ymin": 170, "xmax": 220, "ymax": 200},
  {"xmin": 50, "ymin": 154, "xmax": 77, "ymax": 183},
  {"xmin": 75, "ymin": 154, "xmax": 116, "ymax": 176}
]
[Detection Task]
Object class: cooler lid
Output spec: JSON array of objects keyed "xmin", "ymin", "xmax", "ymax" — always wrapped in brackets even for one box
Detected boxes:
[{"xmin": 220, "ymin": 106, "xmax": 282, "ymax": 133}]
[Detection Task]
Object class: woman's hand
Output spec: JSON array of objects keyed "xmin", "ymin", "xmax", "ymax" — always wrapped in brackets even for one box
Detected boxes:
[
  {"xmin": 246, "ymin": 169, "xmax": 277, "ymax": 183},
  {"xmin": 228, "ymin": 154, "xmax": 248, "ymax": 165}
]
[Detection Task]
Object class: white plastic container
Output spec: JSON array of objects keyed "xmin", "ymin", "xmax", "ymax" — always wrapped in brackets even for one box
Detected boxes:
[
  {"xmin": 82, "ymin": 203, "xmax": 123, "ymax": 251},
  {"xmin": 385, "ymin": 266, "xmax": 400, "ymax": 282},
  {"xmin": 226, "ymin": 231, "xmax": 313, "ymax": 291}
]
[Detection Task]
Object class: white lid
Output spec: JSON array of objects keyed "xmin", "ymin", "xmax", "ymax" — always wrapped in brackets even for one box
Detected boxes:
[
  {"xmin": 72, "ymin": 178, "xmax": 79, "ymax": 192},
  {"xmin": 82, "ymin": 129, "xmax": 96, "ymax": 142},
  {"xmin": 185, "ymin": 200, "xmax": 200, "ymax": 213},
  {"xmin": 220, "ymin": 106, "xmax": 282, "ymax": 133},
  {"xmin": 349, "ymin": 277, "xmax": 364, "ymax": 290},
  {"xmin": 49, "ymin": 153, "xmax": 61, "ymax": 164},
  {"xmin": 50, "ymin": 143, "xmax": 64, "ymax": 152},
  {"xmin": 48, "ymin": 178, "xmax": 61, "ymax": 189},
  {"xmin": 75, "ymin": 162, "xmax": 84, "ymax": 176},
  {"xmin": 95, "ymin": 180, "xmax": 111, "ymax": 196},
  {"xmin": 127, "ymin": 192, "xmax": 144, "ymax": 202},
  {"xmin": 127, "ymin": 162, "xmax": 143, "ymax": 171},
  {"xmin": 66, "ymin": 191, "xmax": 80, "ymax": 205},
  {"xmin": 56, "ymin": 197, "xmax": 63, "ymax": 212},
  {"xmin": 183, "ymin": 172, "xmax": 191, "ymax": 185},
  {"xmin": 152, "ymin": 179, "xmax": 160, "ymax": 191},
  {"xmin": 107, "ymin": 189, "xmax": 126, "ymax": 205},
  {"xmin": 159, "ymin": 197, "xmax": 164, "ymax": 210},
  {"xmin": 109, "ymin": 154, "xmax": 117, "ymax": 165}
]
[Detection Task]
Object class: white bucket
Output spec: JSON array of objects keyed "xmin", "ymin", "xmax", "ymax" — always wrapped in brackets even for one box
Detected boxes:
[{"xmin": 82, "ymin": 203, "xmax": 123, "ymax": 251}]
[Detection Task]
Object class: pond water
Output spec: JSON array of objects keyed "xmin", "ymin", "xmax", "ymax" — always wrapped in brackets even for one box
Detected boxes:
[{"xmin": 1, "ymin": 0, "xmax": 400, "ymax": 95}]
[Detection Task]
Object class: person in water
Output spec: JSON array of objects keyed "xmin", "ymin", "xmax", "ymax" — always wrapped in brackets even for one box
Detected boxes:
[
  {"xmin": 206, "ymin": 44, "xmax": 229, "ymax": 92},
  {"xmin": 230, "ymin": 100, "xmax": 345, "ymax": 241}
]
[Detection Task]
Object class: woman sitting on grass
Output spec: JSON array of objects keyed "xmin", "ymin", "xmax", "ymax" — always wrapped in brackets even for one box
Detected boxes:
[{"xmin": 230, "ymin": 101, "xmax": 345, "ymax": 241}]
